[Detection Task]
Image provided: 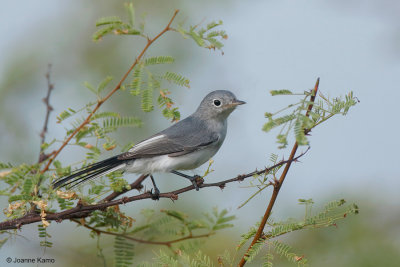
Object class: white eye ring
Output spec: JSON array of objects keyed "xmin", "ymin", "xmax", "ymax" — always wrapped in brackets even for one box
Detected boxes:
[{"xmin": 213, "ymin": 99, "xmax": 221, "ymax": 107}]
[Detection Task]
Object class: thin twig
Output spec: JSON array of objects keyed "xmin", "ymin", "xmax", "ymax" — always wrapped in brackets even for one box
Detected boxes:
[
  {"xmin": 0, "ymin": 150, "xmax": 308, "ymax": 231},
  {"xmin": 38, "ymin": 64, "xmax": 55, "ymax": 164},
  {"xmin": 238, "ymin": 78, "xmax": 320, "ymax": 266},
  {"xmin": 40, "ymin": 10, "xmax": 180, "ymax": 174},
  {"xmin": 70, "ymin": 218, "xmax": 212, "ymax": 247}
]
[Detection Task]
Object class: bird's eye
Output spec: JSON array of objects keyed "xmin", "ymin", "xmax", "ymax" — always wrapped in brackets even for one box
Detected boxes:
[{"xmin": 213, "ymin": 99, "xmax": 221, "ymax": 107}]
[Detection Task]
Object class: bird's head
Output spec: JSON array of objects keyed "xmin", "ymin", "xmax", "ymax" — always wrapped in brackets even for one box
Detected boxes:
[{"xmin": 195, "ymin": 90, "xmax": 245, "ymax": 120}]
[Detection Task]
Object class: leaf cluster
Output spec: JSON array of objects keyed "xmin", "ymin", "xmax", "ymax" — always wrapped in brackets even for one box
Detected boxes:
[
  {"xmin": 127, "ymin": 57, "xmax": 190, "ymax": 122},
  {"xmin": 238, "ymin": 153, "xmax": 283, "ymax": 209},
  {"xmin": 263, "ymin": 89, "xmax": 358, "ymax": 148},
  {"xmin": 114, "ymin": 235, "xmax": 135, "ymax": 267},
  {"xmin": 87, "ymin": 207, "xmax": 235, "ymax": 265},
  {"xmin": 177, "ymin": 20, "xmax": 228, "ymax": 51},
  {"xmin": 93, "ymin": 3, "xmax": 141, "ymax": 41},
  {"xmin": 237, "ymin": 199, "xmax": 359, "ymax": 266}
]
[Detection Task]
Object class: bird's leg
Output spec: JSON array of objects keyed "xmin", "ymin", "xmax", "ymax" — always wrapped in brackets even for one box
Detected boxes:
[
  {"xmin": 171, "ymin": 170, "xmax": 202, "ymax": 191},
  {"xmin": 149, "ymin": 175, "xmax": 160, "ymax": 200}
]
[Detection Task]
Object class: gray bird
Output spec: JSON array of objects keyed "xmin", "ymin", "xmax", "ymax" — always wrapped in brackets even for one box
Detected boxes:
[{"xmin": 52, "ymin": 90, "xmax": 245, "ymax": 198}]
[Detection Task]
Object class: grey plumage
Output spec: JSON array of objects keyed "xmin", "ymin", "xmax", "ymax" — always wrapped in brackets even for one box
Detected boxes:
[
  {"xmin": 52, "ymin": 90, "xmax": 245, "ymax": 192},
  {"xmin": 118, "ymin": 116, "xmax": 219, "ymax": 159}
]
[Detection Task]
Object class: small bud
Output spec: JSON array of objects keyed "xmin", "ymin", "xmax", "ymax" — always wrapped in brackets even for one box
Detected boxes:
[{"xmin": 84, "ymin": 144, "xmax": 93, "ymax": 149}]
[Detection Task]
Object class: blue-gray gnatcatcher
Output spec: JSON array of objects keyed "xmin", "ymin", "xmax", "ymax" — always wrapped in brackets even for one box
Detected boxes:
[{"xmin": 53, "ymin": 90, "xmax": 245, "ymax": 198}]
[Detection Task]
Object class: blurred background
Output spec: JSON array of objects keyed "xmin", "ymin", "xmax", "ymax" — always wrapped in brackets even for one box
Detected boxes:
[{"xmin": 1, "ymin": 0, "xmax": 400, "ymax": 266}]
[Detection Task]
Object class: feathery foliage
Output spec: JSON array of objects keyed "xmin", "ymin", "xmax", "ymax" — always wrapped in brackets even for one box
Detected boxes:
[
  {"xmin": 263, "ymin": 89, "xmax": 358, "ymax": 148},
  {"xmin": 237, "ymin": 199, "xmax": 358, "ymax": 266},
  {"xmin": 177, "ymin": 20, "xmax": 228, "ymax": 51},
  {"xmin": 0, "ymin": 3, "xmax": 359, "ymax": 267},
  {"xmin": 38, "ymin": 224, "xmax": 52, "ymax": 248},
  {"xmin": 114, "ymin": 236, "xmax": 135, "ymax": 267}
]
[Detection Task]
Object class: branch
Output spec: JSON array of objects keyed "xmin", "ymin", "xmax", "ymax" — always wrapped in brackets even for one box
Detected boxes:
[
  {"xmin": 40, "ymin": 9, "xmax": 180, "ymax": 174},
  {"xmin": 38, "ymin": 64, "xmax": 55, "ymax": 164},
  {"xmin": 238, "ymin": 78, "xmax": 320, "ymax": 266},
  {"xmin": 0, "ymin": 150, "xmax": 308, "ymax": 231},
  {"xmin": 70, "ymin": 218, "xmax": 213, "ymax": 248}
]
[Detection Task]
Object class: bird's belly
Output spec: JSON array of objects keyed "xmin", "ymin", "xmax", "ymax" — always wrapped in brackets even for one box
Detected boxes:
[{"xmin": 124, "ymin": 146, "xmax": 219, "ymax": 174}]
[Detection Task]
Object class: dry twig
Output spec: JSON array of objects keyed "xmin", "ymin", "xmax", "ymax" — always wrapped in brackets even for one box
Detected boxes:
[{"xmin": 38, "ymin": 64, "xmax": 55, "ymax": 163}]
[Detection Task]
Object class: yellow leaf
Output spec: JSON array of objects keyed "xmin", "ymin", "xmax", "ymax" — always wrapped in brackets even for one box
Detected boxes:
[{"xmin": 56, "ymin": 190, "xmax": 77, "ymax": 199}]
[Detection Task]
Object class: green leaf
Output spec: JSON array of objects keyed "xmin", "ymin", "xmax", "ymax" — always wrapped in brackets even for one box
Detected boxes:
[
  {"xmin": 263, "ymin": 253, "xmax": 274, "ymax": 267},
  {"xmin": 40, "ymin": 138, "xmax": 56, "ymax": 151},
  {"xmin": 93, "ymin": 24, "xmax": 118, "ymax": 41},
  {"xmin": 189, "ymin": 31, "xmax": 206, "ymax": 46},
  {"xmin": 144, "ymin": 56, "xmax": 174, "ymax": 66},
  {"xmin": 0, "ymin": 162, "xmax": 13, "ymax": 169},
  {"xmin": 114, "ymin": 236, "xmax": 134, "ymax": 267},
  {"xmin": 216, "ymin": 215, "xmax": 236, "ymax": 225},
  {"xmin": 245, "ymin": 238, "xmax": 265, "ymax": 262},
  {"xmin": 162, "ymin": 209, "xmax": 187, "ymax": 222},
  {"xmin": 56, "ymin": 110, "xmax": 72, "ymax": 123},
  {"xmin": 207, "ymin": 20, "xmax": 223, "ymax": 30},
  {"xmin": 125, "ymin": 3, "xmax": 135, "ymax": 26},
  {"xmin": 91, "ymin": 111, "xmax": 120, "ymax": 121},
  {"xmin": 9, "ymin": 194, "xmax": 31, "ymax": 202},
  {"xmin": 163, "ymin": 71, "xmax": 190, "ymax": 88},
  {"xmin": 213, "ymin": 223, "xmax": 234, "ymax": 230},
  {"xmin": 95, "ymin": 16, "xmax": 123, "ymax": 27},
  {"xmin": 102, "ymin": 116, "xmax": 143, "ymax": 129},
  {"xmin": 129, "ymin": 224, "xmax": 150, "ymax": 235},
  {"xmin": 262, "ymin": 114, "xmax": 295, "ymax": 132},
  {"xmin": 270, "ymin": 89, "xmax": 293, "ymax": 96},
  {"xmin": 22, "ymin": 179, "xmax": 33, "ymax": 194},
  {"xmin": 84, "ymin": 81, "xmax": 97, "ymax": 94},
  {"xmin": 130, "ymin": 63, "xmax": 144, "ymax": 96},
  {"xmin": 141, "ymin": 74, "xmax": 154, "ymax": 112},
  {"xmin": 207, "ymin": 30, "xmax": 226, "ymax": 38},
  {"xmin": 97, "ymin": 76, "xmax": 113, "ymax": 93},
  {"xmin": 294, "ymin": 117, "xmax": 308, "ymax": 145}
]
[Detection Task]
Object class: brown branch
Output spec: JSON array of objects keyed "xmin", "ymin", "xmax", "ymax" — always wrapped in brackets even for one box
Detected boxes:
[
  {"xmin": 70, "ymin": 218, "xmax": 213, "ymax": 247},
  {"xmin": 0, "ymin": 150, "xmax": 308, "ymax": 231},
  {"xmin": 40, "ymin": 9, "xmax": 180, "ymax": 174},
  {"xmin": 38, "ymin": 64, "xmax": 55, "ymax": 164},
  {"xmin": 238, "ymin": 78, "xmax": 320, "ymax": 266}
]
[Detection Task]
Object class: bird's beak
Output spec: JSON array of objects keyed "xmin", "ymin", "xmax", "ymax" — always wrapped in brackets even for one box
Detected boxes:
[{"xmin": 232, "ymin": 99, "xmax": 246, "ymax": 106}]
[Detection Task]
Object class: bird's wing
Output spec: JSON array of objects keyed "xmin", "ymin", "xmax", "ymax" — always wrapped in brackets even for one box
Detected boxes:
[{"xmin": 118, "ymin": 116, "xmax": 219, "ymax": 160}]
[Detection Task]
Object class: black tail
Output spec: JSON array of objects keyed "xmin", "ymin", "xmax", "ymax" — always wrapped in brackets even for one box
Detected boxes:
[{"xmin": 52, "ymin": 156, "xmax": 125, "ymax": 189}]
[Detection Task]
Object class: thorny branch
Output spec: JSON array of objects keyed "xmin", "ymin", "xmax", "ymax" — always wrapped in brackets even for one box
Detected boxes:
[
  {"xmin": 0, "ymin": 149, "xmax": 308, "ymax": 231},
  {"xmin": 40, "ymin": 9, "xmax": 180, "ymax": 174},
  {"xmin": 38, "ymin": 64, "xmax": 55, "ymax": 164},
  {"xmin": 238, "ymin": 78, "xmax": 320, "ymax": 267}
]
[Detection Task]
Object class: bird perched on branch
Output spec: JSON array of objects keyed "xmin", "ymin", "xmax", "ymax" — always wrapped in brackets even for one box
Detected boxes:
[{"xmin": 53, "ymin": 90, "xmax": 245, "ymax": 199}]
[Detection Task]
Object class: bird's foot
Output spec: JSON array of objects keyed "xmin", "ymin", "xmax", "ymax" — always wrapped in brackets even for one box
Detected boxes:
[
  {"xmin": 189, "ymin": 175, "xmax": 203, "ymax": 191},
  {"xmin": 149, "ymin": 188, "xmax": 160, "ymax": 201}
]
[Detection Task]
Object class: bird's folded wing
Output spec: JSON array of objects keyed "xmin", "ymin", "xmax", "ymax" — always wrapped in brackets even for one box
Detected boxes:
[{"xmin": 118, "ymin": 133, "xmax": 219, "ymax": 160}]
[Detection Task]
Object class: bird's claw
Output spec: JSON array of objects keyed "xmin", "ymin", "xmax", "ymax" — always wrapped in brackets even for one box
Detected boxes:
[
  {"xmin": 150, "ymin": 188, "xmax": 160, "ymax": 200},
  {"xmin": 190, "ymin": 175, "xmax": 203, "ymax": 191}
]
